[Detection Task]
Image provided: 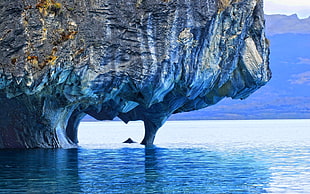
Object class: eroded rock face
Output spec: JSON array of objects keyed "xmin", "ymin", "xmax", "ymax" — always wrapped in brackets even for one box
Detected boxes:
[{"xmin": 0, "ymin": 0, "xmax": 271, "ymax": 148}]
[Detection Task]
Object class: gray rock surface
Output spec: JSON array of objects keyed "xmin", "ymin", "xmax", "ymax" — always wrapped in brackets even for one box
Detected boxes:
[{"xmin": 0, "ymin": 0, "xmax": 271, "ymax": 148}]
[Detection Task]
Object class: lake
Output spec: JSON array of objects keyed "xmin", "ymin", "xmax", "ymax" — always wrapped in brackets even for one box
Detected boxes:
[{"xmin": 0, "ymin": 119, "xmax": 309, "ymax": 193}]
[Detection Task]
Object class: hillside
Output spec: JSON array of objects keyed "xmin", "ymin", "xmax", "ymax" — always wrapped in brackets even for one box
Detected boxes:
[{"xmin": 265, "ymin": 14, "xmax": 310, "ymax": 36}]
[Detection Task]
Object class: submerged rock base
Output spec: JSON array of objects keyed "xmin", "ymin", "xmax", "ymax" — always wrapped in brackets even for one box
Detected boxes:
[{"xmin": 0, "ymin": 0, "xmax": 271, "ymax": 148}]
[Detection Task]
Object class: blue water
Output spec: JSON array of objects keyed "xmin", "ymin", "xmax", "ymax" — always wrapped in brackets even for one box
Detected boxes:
[{"xmin": 0, "ymin": 120, "xmax": 310, "ymax": 193}]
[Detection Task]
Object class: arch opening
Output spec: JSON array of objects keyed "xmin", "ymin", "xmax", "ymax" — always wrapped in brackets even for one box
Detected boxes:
[{"xmin": 77, "ymin": 116, "xmax": 145, "ymax": 148}]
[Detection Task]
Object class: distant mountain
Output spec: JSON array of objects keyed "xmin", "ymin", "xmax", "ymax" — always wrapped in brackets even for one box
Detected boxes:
[{"xmin": 265, "ymin": 14, "xmax": 310, "ymax": 36}]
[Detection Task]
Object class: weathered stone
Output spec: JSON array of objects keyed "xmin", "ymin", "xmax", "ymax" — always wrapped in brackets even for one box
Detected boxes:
[{"xmin": 0, "ymin": 0, "xmax": 271, "ymax": 148}]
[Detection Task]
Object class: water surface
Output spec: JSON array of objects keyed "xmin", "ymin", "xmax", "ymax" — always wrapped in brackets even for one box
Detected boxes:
[{"xmin": 0, "ymin": 120, "xmax": 309, "ymax": 193}]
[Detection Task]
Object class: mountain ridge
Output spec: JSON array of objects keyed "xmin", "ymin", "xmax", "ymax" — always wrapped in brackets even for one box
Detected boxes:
[{"xmin": 265, "ymin": 14, "xmax": 310, "ymax": 36}]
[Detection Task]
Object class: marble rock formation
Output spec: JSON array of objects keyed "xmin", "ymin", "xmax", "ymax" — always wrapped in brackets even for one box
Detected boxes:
[{"xmin": 0, "ymin": 0, "xmax": 271, "ymax": 148}]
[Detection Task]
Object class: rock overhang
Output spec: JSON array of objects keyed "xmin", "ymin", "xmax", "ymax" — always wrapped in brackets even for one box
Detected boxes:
[{"xmin": 0, "ymin": 0, "xmax": 271, "ymax": 148}]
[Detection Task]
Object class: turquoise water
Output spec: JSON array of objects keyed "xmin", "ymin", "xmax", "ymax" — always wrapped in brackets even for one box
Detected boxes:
[{"xmin": 0, "ymin": 120, "xmax": 310, "ymax": 193}]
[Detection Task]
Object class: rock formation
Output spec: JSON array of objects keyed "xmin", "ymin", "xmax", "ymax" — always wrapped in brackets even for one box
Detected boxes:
[{"xmin": 0, "ymin": 0, "xmax": 271, "ymax": 148}]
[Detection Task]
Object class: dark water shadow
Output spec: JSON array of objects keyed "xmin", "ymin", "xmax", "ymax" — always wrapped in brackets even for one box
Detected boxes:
[{"xmin": 0, "ymin": 149, "xmax": 81, "ymax": 193}]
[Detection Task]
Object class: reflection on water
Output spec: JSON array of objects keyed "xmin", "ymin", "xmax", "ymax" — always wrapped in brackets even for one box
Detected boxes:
[
  {"xmin": 144, "ymin": 147, "xmax": 271, "ymax": 193},
  {"xmin": 0, "ymin": 120, "xmax": 310, "ymax": 193},
  {"xmin": 0, "ymin": 147, "xmax": 270, "ymax": 193},
  {"xmin": 0, "ymin": 149, "xmax": 81, "ymax": 193}
]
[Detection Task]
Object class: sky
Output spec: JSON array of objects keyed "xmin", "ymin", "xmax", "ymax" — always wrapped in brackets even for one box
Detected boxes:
[{"xmin": 264, "ymin": 0, "xmax": 310, "ymax": 18}]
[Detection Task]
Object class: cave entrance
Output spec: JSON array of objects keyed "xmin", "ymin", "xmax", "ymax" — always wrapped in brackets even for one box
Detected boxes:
[{"xmin": 77, "ymin": 118, "xmax": 145, "ymax": 147}]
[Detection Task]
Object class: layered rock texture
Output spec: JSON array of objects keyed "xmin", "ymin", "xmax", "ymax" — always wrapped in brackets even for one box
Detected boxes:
[{"xmin": 0, "ymin": 0, "xmax": 271, "ymax": 148}]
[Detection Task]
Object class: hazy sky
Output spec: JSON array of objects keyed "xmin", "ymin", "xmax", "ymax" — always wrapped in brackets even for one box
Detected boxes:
[{"xmin": 264, "ymin": 0, "xmax": 310, "ymax": 18}]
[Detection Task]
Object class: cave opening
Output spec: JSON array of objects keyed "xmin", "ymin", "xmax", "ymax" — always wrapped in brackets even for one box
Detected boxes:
[{"xmin": 77, "ymin": 117, "xmax": 145, "ymax": 147}]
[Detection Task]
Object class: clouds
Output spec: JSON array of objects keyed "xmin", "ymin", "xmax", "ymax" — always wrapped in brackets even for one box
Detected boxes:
[
  {"xmin": 264, "ymin": 0, "xmax": 310, "ymax": 18},
  {"xmin": 290, "ymin": 71, "xmax": 310, "ymax": 85},
  {"xmin": 297, "ymin": 58, "xmax": 310, "ymax": 65}
]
